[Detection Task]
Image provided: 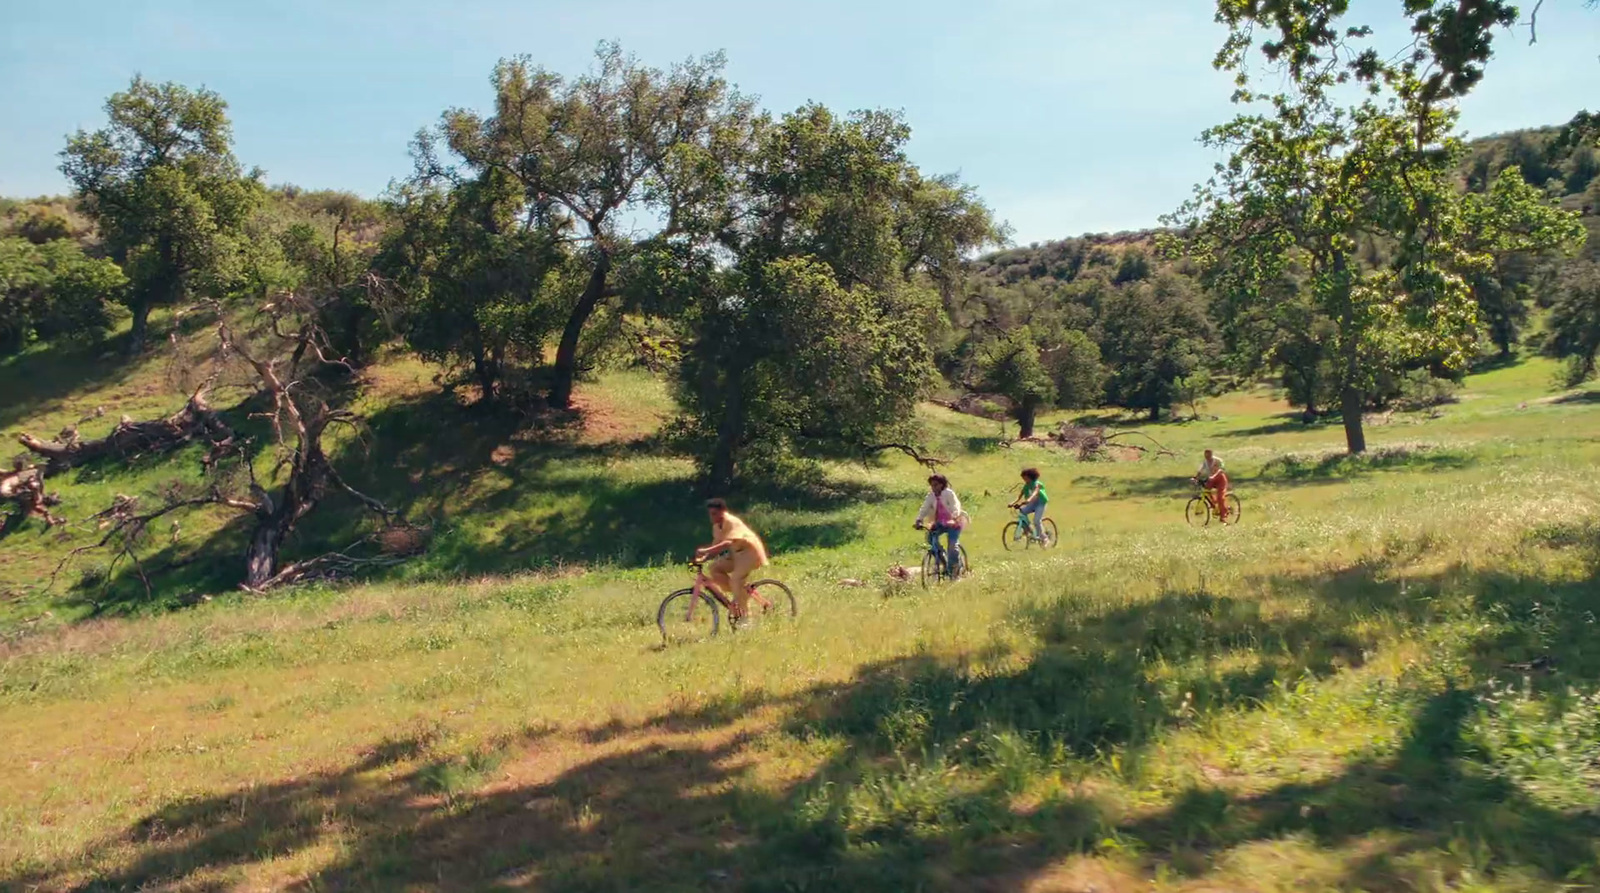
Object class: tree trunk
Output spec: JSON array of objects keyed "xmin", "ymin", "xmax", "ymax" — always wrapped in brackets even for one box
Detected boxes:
[
  {"xmin": 243, "ymin": 513, "xmax": 289, "ymax": 589},
  {"xmin": 707, "ymin": 369, "xmax": 744, "ymax": 494},
  {"xmin": 126, "ymin": 298, "xmax": 152, "ymax": 357},
  {"xmin": 550, "ymin": 253, "xmax": 612, "ymax": 410},
  {"xmin": 1018, "ymin": 396, "xmax": 1038, "ymax": 439},
  {"xmin": 1340, "ymin": 384, "xmax": 1367, "ymax": 454},
  {"xmin": 1149, "ymin": 404, "xmax": 1161, "ymax": 422},
  {"xmin": 1333, "ymin": 250, "xmax": 1365, "ymax": 454},
  {"xmin": 472, "ymin": 346, "xmax": 498, "ymax": 405}
]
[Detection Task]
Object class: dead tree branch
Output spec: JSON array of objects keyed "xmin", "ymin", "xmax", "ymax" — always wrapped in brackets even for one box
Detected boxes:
[
  {"xmin": 861, "ymin": 442, "xmax": 950, "ymax": 469},
  {"xmin": 1, "ymin": 459, "xmax": 64, "ymax": 528},
  {"xmin": 1004, "ymin": 423, "xmax": 1179, "ymax": 461}
]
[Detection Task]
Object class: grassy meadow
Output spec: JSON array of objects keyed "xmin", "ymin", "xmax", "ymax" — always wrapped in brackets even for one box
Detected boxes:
[{"xmin": 4, "ymin": 322, "xmax": 1600, "ymax": 891}]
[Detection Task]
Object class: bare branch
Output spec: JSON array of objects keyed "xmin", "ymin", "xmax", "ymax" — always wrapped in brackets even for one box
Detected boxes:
[{"xmin": 860, "ymin": 443, "xmax": 950, "ymax": 469}]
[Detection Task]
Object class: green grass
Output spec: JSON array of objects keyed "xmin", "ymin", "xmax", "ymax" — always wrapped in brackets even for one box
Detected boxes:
[{"xmin": 4, "ymin": 335, "xmax": 1600, "ymax": 891}]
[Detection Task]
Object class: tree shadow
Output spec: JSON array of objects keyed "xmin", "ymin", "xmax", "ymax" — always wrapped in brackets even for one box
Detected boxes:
[
  {"xmin": 1550, "ymin": 389, "xmax": 1600, "ymax": 405},
  {"xmin": 292, "ymin": 392, "xmax": 880, "ymax": 576},
  {"xmin": 1122, "ymin": 688, "xmax": 1600, "ymax": 889},
  {"xmin": 1216, "ymin": 412, "xmax": 1330, "ymax": 438},
  {"xmin": 0, "ymin": 329, "xmax": 155, "ymax": 435},
  {"xmin": 1259, "ymin": 444, "xmax": 1478, "ymax": 483}
]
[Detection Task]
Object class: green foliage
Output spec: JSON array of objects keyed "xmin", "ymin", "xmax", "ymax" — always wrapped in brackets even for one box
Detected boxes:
[
  {"xmin": 953, "ymin": 237, "xmax": 1188, "ymax": 417},
  {"xmin": 60, "ymin": 77, "xmax": 263, "ymax": 353},
  {"xmin": 377, "ymin": 176, "xmax": 571, "ymax": 403},
  {"xmin": 0, "ymin": 236, "xmax": 126, "ymax": 354},
  {"xmin": 673, "ymin": 103, "xmax": 998, "ymax": 486},
  {"xmin": 1044, "ymin": 328, "xmax": 1105, "ymax": 410},
  {"xmin": 1095, "ymin": 271, "xmax": 1215, "ymax": 419},
  {"xmin": 426, "ymin": 42, "xmax": 756, "ymax": 408},
  {"xmin": 1212, "ymin": 0, "xmax": 1519, "ymax": 107},
  {"xmin": 1544, "ymin": 260, "xmax": 1600, "ymax": 385},
  {"xmin": 978, "ymin": 326, "xmax": 1055, "ymax": 436},
  {"xmin": 1182, "ymin": 9, "xmax": 1585, "ymax": 451},
  {"xmin": 1394, "ymin": 368, "xmax": 1462, "ymax": 412}
]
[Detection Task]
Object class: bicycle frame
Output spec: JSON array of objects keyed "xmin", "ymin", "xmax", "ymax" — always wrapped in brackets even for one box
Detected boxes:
[
  {"xmin": 685, "ymin": 562, "xmax": 774, "ymax": 621},
  {"xmin": 1012, "ymin": 506, "xmax": 1046, "ymax": 541}
]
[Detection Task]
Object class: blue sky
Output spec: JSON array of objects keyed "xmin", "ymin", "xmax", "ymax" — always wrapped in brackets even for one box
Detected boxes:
[{"xmin": 2, "ymin": 0, "xmax": 1596, "ymax": 244}]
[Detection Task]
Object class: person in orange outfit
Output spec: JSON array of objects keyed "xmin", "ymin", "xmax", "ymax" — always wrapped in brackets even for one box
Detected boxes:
[
  {"xmin": 1195, "ymin": 449, "xmax": 1229, "ymax": 522},
  {"xmin": 696, "ymin": 498, "xmax": 770, "ymax": 619}
]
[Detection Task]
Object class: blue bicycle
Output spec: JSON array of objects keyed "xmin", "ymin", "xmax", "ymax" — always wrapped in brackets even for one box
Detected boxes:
[
  {"xmin": 1003, "ymin": 503, "xmax": 1058, "ymax": 550},
  {"xmin": 916, "ymin": 525, "xmax": 969, "ymax": 588}
]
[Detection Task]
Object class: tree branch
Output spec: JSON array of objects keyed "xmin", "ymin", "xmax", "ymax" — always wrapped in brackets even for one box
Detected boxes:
[{"xmin": 860, "ymin": 442, "xmax": 950, "ymax": 469}]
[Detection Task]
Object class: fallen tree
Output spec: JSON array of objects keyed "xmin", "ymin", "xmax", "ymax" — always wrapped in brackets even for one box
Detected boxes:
[
  {"xmin": 1004, "ymin": 422, "xmax": 1178, "ymax": 461},
  {"xmin": 17, "ymin": 387, "xmax": 235, "ymax": 476},
  {"xmin": 59, "ymin": 292, "xmax": 419, "ymax": 594}
]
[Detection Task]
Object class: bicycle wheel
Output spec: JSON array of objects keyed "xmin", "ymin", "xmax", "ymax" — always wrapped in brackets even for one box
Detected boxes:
[
  {"xmin": 742, "ymin": 579, "xmax": 797, "ymax": 627},
  {"xmin": 1186, "ymin": 496, "xmax": 1209, "ymax": 527},
  {"xmin": 1002, "ymin": 521, "xmax": 1022, "ymax": 551},
  {"xmin": 953, "ymin": 544, "xmax": 970, "ymax": 578},
  {"xmin": 921, "ymin": 549, "xmax": 940, "ymax": 589},
  {"xmin": 1220, "ymin": 494, "xmax": 1242, "ymax": 526},
  {"xmin": 657, "ymin": 588, "xmax": 719, "ymax": 645},
  {"xmin": 1040, "ymin": 518, "xmax": 1059, "ymax": 548}
]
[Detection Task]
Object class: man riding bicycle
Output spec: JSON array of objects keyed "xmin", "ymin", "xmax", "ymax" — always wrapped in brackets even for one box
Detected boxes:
[
  {"xmin": 1195, "ymin": 449, "xmax": 1230, "ymax": 522},
  {"xmin": 695, "ymin": 498, "xmax": 769, "ymax": 620}
]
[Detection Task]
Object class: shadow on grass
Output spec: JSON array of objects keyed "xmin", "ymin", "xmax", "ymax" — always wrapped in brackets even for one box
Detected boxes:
[
  {"xmin": 0, "ymin": 328, "xmax": 162, "ymax": 435},
  {"xmin": 1216, "ymin": 411, "xmax": 1332, "ymax": 438},
  {"xmin": 1550, "ymin": 389, "xmax": 1600, "ymax": 406},
  {"xmin": 295, "ymin": 392, "xmax": 880, "ymax": 577},
  {"xmin": 48, "ymin": 388, "xmax": 881, "ymax": 613},
  {"xmin": 1259, "ymin": 443, "xmax": 1477, "ymax": 482},
  {"xmin": 13, "ymin": 527, "xmax": 1600, "ymax": 890}
]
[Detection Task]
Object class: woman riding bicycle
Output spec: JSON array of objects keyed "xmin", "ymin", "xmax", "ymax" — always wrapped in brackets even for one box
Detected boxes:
[
  {"xmin": 695, "ymin": 498, "xmax": 769, "ymax": 619},
  {"xmin": 914, "ymin": 474, "xmax": 968, "ymax": 578}
]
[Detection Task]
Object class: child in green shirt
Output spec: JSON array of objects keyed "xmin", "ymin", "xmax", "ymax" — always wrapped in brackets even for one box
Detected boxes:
[{"xmin": 1012, "ymin": 467, "xmax": 1049, "ymax": 541}]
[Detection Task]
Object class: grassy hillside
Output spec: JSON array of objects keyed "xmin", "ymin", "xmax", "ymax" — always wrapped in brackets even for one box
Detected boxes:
[{"xmin": 4, "ymin": 321, "xmax": 1600, "ymax": 889}]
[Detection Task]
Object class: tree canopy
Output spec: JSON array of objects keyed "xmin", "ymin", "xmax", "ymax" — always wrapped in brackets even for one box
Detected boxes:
[{"xmin": 60, "ymin": 77, "xmax": 262, "ymax": 354}]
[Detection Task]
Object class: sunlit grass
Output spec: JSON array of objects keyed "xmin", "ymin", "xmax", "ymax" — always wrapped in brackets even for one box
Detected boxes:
[{"xmin": 3, "ymin": 339, "xmax": 1600, "ymax": 889}]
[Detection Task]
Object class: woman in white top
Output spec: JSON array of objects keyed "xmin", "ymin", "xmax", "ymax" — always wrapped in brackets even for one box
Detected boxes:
[{"xmin": 914, "ymin": 473, "xmax": 967, "ymax": 577}]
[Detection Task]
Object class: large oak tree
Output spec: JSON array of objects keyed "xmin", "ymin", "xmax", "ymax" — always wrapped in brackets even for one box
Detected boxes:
[{"xmin": 61, "ymin": 77, "xmax": 262, "ymax": 354}]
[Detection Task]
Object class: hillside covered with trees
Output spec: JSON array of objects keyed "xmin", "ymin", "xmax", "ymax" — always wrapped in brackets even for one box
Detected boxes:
[{"xmin": 3, "ymin": 37, "xmax": 1597, "ymax": 593}]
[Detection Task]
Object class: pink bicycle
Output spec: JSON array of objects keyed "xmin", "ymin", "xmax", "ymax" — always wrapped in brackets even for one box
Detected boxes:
[{"xmin": 656, "ymin": 558, "xmax": 797, "ymax": 645}]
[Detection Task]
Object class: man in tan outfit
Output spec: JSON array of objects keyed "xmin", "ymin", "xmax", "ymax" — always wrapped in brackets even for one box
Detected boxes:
[{"xmin": 695, "ymin": 498, "xmax": 770, "ymax": 619}]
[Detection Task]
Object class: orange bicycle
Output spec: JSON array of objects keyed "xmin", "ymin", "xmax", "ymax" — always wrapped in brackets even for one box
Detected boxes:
[
  {"xmin": 656, "ymin": 558, "xmax": 797, "ymax": 645},
  {"xmin": 1186, "ymin": 478, "xmax": 1241, "ymax": 527}
]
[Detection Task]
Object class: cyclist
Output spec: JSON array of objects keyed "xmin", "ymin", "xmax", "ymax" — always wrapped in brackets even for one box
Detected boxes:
[
  {"xmin": 1010, "ymin": 467, "xmax": 1049, "ymax": 542},
  {"xmin": 1195, "ymin": 449, "xmax": 1230, "ymax": 522},
  {"xmin": 914, "ymin": 473, "xmax": 968, "ymax": 577},
  {"xmin": 694, "ymin": 498, "xmax": 769, "ymax": 619}
]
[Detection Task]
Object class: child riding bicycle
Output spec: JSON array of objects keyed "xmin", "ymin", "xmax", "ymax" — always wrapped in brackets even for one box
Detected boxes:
[
  {"xmin": 1009, "ymin": 467, "xmax": 1049, "ymax": 542},
  {"xmin": 1194, "ymin": 449, "xmax": 1230, "ymax": 522}
]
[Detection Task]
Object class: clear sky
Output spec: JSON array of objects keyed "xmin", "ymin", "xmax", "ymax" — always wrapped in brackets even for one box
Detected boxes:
[{"xmin": 2, "ymin": 0, "xmax": 1596, "ymax": 244}]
